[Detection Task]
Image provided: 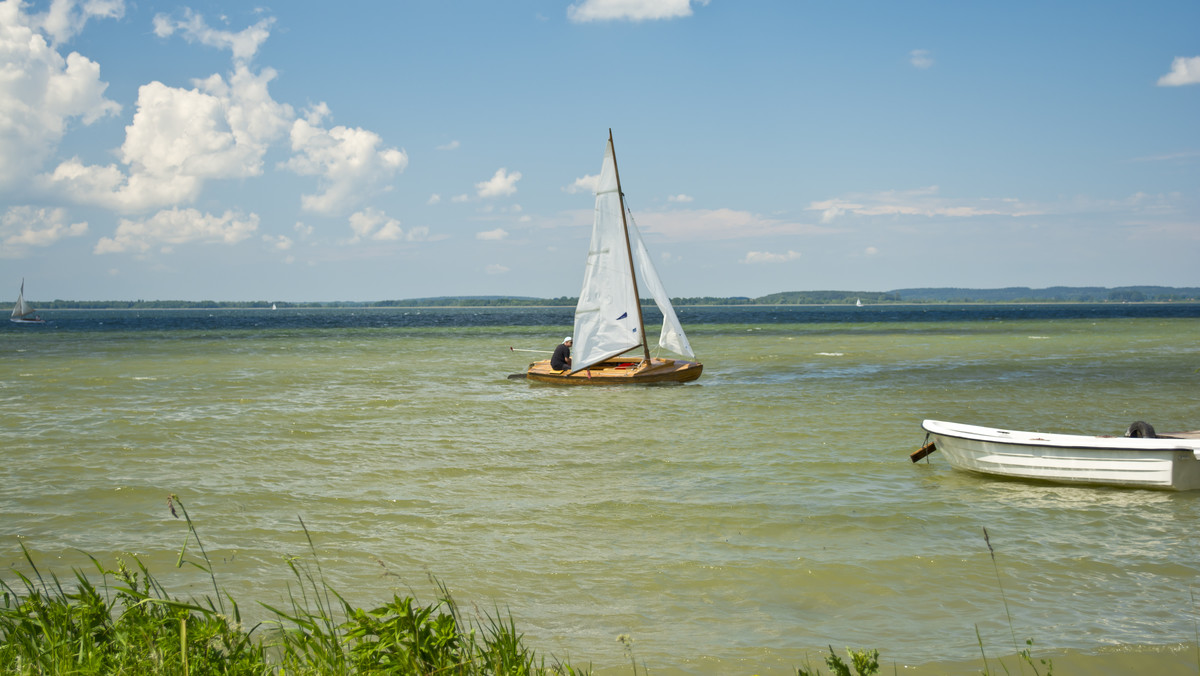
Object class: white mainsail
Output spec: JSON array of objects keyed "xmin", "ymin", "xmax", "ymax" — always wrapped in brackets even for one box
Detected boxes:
[
  {"xmin": 570, "ymin": 135, "xmax": 695, "ymax": 371},
  {"xmin": 571, "ymin": 138, "xmax": 642, "ymax": 371},
  {"xmin": 11, "ymin": 279, "xmax": 36, "ymax": 320}
]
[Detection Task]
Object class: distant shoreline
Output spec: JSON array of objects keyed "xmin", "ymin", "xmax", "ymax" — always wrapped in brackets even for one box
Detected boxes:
[
  {"xmin": 12, "ymin": 285, "xmax": 1200, "ymax": 309},
  {"xmin": 18, "ymin": 287, "xmax": 1200, "ymax": 311}
]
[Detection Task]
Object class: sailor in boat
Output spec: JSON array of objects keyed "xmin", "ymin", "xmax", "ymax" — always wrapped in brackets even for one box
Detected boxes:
[{"xmin": 550, "ymin": 337, "xmax": 572, "ymax": 372}]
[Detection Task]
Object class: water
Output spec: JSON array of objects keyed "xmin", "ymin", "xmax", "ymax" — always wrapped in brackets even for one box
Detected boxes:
[{"xmin": 3, "ymin": 304, "xmax": 1200, "ymax": 674}]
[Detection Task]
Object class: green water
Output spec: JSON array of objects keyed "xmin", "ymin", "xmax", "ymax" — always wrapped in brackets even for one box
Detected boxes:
[{"xmin": 3, "ymin": 315, "xmax": 1200, "ymax": 673}]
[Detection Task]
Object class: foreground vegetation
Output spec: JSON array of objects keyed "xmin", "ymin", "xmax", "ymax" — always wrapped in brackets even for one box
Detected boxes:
[
  {"xmin": 0, "ymin": 496, "xmax": 584, "ymax": 675},
  {"xmin": 1, "ymin": 499, "xmax": 1073, "ymax": 675}
]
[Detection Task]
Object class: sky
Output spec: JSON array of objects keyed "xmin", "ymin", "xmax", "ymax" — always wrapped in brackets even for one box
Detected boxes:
[{"xmin": 1, "ymin": 0, "xmax": 1197, "ymax": 302}]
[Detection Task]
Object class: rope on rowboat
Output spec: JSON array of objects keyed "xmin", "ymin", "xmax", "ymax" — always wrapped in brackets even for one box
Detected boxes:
[{"xmin": 910, "ymin": 432, "xmax": 937, "ymax": 463}]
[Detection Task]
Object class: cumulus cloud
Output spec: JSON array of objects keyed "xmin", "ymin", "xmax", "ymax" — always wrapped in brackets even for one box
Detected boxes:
[
  {"xmin": 1157, "ymin": 56, "xmax": 1200, "ymax": 86},
  {"xmin": 152, "ymin": 9, "xmax": 273, "ymax": 63},
  {"xmin": 667, "ymin": 194, "xmax": 693, "ymax": 203},
  {"xmin": 427, "ymin": 194, "xmax": 441, "ymax": 205},
  {"xmin": 94, "ymin": 207, "xmax": 259, "ymax": 254},
  {"xmin": 0, "ymin": 1, "xmax": 122, "ymax": 188},
  {"xmin": 564, "ymin": 173, "xmax": 600, "ymax": 194},
  {"xmin": 283, "ymin": 104, "xmax": 408, "ymax": 215},
  {"xmin": 910, "ymin": 49, "xmax": 933, "ymax": 69},
  {"xmin": 485, "ymin": 264, "xmax": 510, "ymax": 274},
  {"xmin": 741, "ymin": 250, "xmax": 801, "ymax": 264},
  {"xmin": 568, "ymin": 0, "xmax": 706, "ymax": 22},
  {"xmin": 39, "ymin": 64, "xmax": 294, "ymax": 212},
  {"xmin": 346, "ymin": 207, "xmax": 429, "ymax": 243},
  {"xmin": 437, "ymin": 140, "xmax": 460, "ymax": 150},
  {"xmin": 476, "ymin": 228, "xmax": 508, "ymax": 240},
  {"xmin": 29, "ymin": 9, "xmax": 404, "ymax": 226},
  {"xmin": 476, "ymin": 168, "xmax": 521, "ymax": 198},
  {"xmin": 35, "ymin": 0, "xmax": 124, "ymax": 45},
  {"xmin": 1, "ymin": 206, "xmax": 88, "ymax": 258}
]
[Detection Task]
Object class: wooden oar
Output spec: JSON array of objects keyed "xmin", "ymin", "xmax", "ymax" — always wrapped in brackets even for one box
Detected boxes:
[
  {"xmin": 509, "ymin": 347, "xmax": 550, "ymax": 354},
  {"xmin": 910, "ymin": 433, "xmax": 937, "ymax": 463}
]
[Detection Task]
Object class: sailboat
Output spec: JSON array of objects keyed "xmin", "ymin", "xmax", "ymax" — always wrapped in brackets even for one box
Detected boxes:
[
  {"xmin": 10, "ymin": 279, "xmax": 45, "ymax": 324},
  {"xmin": 856, "ymin": 298, "xmax": 863, "ymax": 307},
  {"xmin": 524, "ymin": 131, "xmax": 703, "ymax": 384}
]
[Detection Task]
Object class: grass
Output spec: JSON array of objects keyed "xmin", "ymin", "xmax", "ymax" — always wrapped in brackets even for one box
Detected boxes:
[
  {"xmin": 4, "ymin": 499, "xmax": 1157, "ymax": 675},
  {"xmin": 0, "ymin": 495, "xmax": 585, "ymax": 675}
]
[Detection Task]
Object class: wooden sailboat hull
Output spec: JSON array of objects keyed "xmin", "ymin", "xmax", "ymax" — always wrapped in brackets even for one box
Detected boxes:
[{"xmin": 525, "ymin": 357, "xmax": 703, "ymax": 384}]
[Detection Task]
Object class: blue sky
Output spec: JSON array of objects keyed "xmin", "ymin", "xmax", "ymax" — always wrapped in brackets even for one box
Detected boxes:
[{"xmin": 2, "ymin": 0, "xmax": 1197, "ymax": 302}]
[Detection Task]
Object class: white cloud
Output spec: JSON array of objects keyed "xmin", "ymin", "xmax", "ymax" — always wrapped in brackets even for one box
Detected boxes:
[
  {"xmin": 152, "ymin": 9, "xmax": 274, "ymax": 63},
  {"xmin": 741, "ymin": 250, "xmax": 801, "ymax": 264},
  {"xmin": 451, "ymin": 194, "xmax": 470, "ymax": 203},
  {"xmin": 476, "ymin": 228, "xmax": 508, "ymax": 240},
  {"xmin": 476, "ymin": 168, "xmax": 521, "ymax": 198},
  {"xmin": 35, "ymin": 0, "xmax": 125, "ymax": 45},
  {"xmin": 263, "ymin": 233, "xmax": 292, "ymax": 250},
  {"xmin": 667, "ymin": 194, "xmax": 694, "ymax": 203},
  {"xmin": 910, "ymin": 49, "xmax": 933, "ymax": 69},
  {"xmin": 0, "ymin": 206, "xmax": 88, "ymax": 258},
  {"xmin": 94, "ymin": 208, "xmax": 259, "ymax": 254},
  {"xmin": 864, "ymin": 246, "xmax": 879, "ymax": 256},
  {"xmin": 437, "ymin": 140, "xmax": 460, "ymax": 150},
  {"xmin": 37, "ymin": 57, "xmax": 293, "ymax": 212},
  {"xmin": 0, "ymin": 1, "xmax": 122, "ymax": 188},
  {"xmin": 567, "ymin": 0, "xmax": 706, "ymax": 22},
  {"xmin": 808, "ymin": 186, "xmax": 1040, "ymax": 222},
  {"xmin": 345, "ymin": 207, "xmax": 429, "ymax": 243},
  {"xmin": 485, "ymin": 264, "xmax": 509, "ymax": 274},
  {"xmin": 1157, "ymin": 56, "xmax": 1200, "ymax": 86},
  {"xmin": 283, "ymin": 104, "xmax": 408, "ymax": 215},
  {"xmin": 564, "ymin": 173, "xmax": 600, "ymax": 194},
  {"xmin": 427, "ymin": 193, "xmax": 441, "ymax": 205},
  {"xmin": 631, "ymin": 208, "xmax": 833, "ymax": 241}
]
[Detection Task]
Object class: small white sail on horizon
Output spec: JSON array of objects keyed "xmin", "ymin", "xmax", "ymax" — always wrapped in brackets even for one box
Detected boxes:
[
  {"xmin": 11, "ymin": 279, "xmax": 42, "ymax": 323},
  {"xmin": 570, "ymin": 136, "xmax": 695, "ymax": 372}
]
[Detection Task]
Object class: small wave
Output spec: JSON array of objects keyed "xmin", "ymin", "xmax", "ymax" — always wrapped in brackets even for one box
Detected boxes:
[{"xmin": 815, "ymin": 352, "xmax": 845, "ymax": 356}]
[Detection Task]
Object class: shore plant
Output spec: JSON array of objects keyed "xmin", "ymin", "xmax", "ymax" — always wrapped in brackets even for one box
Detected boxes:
[{"xmin": 0, "ymin": 495, "xmax": 583, "ymax": 675}]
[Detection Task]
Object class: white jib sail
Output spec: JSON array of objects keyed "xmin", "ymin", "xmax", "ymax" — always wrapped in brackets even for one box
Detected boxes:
[
  {"xmin": 629, "ymin": 219, "xmax": 695, "ymax": 359},
  {"xmin": 570, "ymin": 138, "xmax": 642, "ymax": 371}
]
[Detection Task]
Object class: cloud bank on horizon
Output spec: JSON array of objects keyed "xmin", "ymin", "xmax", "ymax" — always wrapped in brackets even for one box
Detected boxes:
[{"xmin": 0, "ymin": 0, "xmax": 1197, "ymax": 300}]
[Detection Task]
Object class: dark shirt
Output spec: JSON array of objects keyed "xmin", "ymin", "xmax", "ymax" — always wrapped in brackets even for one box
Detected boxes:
[{"xmin": 551, "ymin": 343, "xmax": 571, "ymax": 370}]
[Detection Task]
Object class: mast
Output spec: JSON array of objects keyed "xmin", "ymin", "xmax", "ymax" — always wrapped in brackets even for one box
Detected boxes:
[{"xmin": 609, "ymin": 129, "xmax": 652, "ymax": 363}]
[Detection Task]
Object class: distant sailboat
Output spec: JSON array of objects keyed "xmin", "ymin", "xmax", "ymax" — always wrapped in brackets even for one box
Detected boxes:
[
  {"xmin": 10, "ymin": 279, "xmax": 45, "ymax": 323},
  {"xmin": 271, "ymin": 303, "xmax": 277, "ymax": 310},
  {"xmin": 524, "ymin": 131, "xmax": 702, "ymax": 384},
  {"xmin": 856, "ymin": 298, "xmax": 863, "ymax": 307}
]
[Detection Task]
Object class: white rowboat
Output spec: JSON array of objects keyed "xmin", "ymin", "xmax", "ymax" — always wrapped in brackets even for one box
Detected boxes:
[{"xmin": 919, "ymin": 419, "xmax": 1200, "ymax": 491}]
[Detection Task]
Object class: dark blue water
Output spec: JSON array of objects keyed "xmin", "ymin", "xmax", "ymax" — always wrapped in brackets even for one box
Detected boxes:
[{"xmin": 8, "ymin": 303, "xmax": 1200, "ymax": 333}]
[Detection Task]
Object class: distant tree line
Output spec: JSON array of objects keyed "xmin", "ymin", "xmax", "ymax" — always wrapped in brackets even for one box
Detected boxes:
[{"xmin": 20, "ymin": 286, "xmax": 1200, "ymax": 309}]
